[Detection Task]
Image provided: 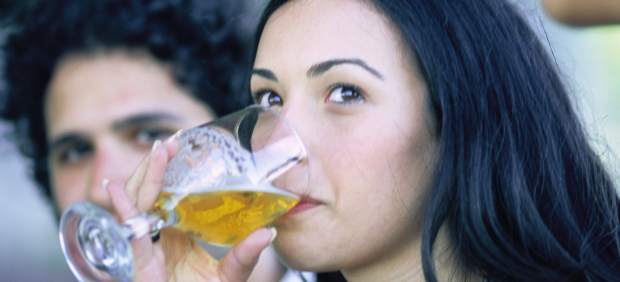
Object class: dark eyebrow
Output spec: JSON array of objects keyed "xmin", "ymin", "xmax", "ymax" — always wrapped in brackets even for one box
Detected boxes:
[
  {"xmin": 112, "ymin": 112, "xmax": 183, "ymax": 132},
  {"xmin": 307, "ymin": 58, "xmax": 384, "ymax": 80},
  {"xmin": 251, "ymin": 69, "xmax": 278, "ymax": 82},
  {"xmin": 49, "ymin": 112, "xmax": 183, "ymax": 152},
  {"xmin": 49, "ymin": 133, "xmax": 88, "ymax": 153}
]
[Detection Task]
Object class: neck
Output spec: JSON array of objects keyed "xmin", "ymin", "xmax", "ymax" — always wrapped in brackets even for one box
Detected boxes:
[{"xmin": 341, "ymin": 227, "xmax": 468, "ymax": 282}]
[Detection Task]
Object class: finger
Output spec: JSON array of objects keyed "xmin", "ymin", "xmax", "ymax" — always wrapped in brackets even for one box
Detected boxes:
[
  {"xmin": 163, "ymin": 130, "xmax": 181, "ymax": 162},
  {"xmin": 164, "ymin": 137, "xmax": 179, "ymax": 157},
  {"xmin": 125, "ymin": 142, "xmax": 158, "ymax": 205},
  {"xmin": 106, "ymin": 180, "xmax": 161, "ymax": 276},
  {"xmin": 132, "ymin": 131, "xmax": 181, "ymax": 209},
  {"xmin": 219, "ymin": 228, "xmax": 277, "ymax": 282},
  {"xmin": 136, "ymin": 140, "xmax": 170, "ymax": 211},
  {"xmin": 106, "ymin": 179, "xmax": 140, "ymax": 220}
]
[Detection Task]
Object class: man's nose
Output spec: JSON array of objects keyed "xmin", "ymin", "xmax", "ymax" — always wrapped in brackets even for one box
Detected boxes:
[{"xmin": 86, "ymin": 145, "xmax": 134, "ymax": 211}]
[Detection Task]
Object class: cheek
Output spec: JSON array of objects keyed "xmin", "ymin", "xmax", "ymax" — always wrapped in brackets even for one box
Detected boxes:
[
  {"xmin": 309, "ymin": 132, "xmax": 429, "ymax": 266},
  {"xmin": 51, "ymin": 166, "xmax": 89, "ymax": 211},
  {"xmin": 328, "ymin": 125, "xmax": 433, "ymax": 217}
]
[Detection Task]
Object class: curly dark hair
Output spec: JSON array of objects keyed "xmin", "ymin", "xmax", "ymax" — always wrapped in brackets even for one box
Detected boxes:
[{"xmin": 0, "ymin": 0, "xmax": 254, "ymax": 201}]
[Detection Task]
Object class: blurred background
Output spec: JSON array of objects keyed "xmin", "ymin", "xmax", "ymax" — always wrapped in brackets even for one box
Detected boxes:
[{"xmin": 0, "ymin": 0, "xmax": 618, "ymax": 281}]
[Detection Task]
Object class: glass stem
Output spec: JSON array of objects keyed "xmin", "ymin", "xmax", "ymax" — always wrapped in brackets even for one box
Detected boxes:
[{"xmin": 121, "ymin": 213, "xmax": 166, "ymax": 241}]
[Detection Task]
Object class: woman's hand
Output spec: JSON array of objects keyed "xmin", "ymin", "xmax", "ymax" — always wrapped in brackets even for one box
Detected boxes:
[{"xmin": 105, "ymin": 138, "xmax": 275, "ymax": 282}]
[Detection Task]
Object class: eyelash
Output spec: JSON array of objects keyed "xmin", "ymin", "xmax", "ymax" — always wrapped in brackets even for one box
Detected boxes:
[
  {"xmin": 253, "ymin": 83, "xmax": 366, "ymax": 107},
  {"xmin": 131, "ymin": 127, "xmax": 176, "ymax": 147},
  {"xmin": 55, "ymin": 141, "xmax": 93, "ymax": 166},
  {"xmin": 254, "ymin": 89, "xmax": 283, "ymax": 107},
  {"xmin": 325, "ymin": 83, "xmax": 366, "ymax": 105},
  {"xmin": 52, "ymin": 126, "xmax": 176, "ymax": 166}
]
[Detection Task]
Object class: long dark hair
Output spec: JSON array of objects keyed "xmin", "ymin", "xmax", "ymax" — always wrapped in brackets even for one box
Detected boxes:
[{"xmin": 254, "ymin": 0, "xmax": 620, "ymax": 281}]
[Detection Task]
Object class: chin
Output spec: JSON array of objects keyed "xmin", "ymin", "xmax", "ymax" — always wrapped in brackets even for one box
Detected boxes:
[{"xmin": 272, "ymin": 229, "xmax": 341, "ymax": 272}]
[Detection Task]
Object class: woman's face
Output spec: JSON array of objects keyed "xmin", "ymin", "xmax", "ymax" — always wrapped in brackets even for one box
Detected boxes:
[
  {"xmin": 45, "ymin": 50, "xmax": 214, "ymax": 212},
  {"xmin": 252, "ymin": 0, "xmax": 438, "ymax": 273}
]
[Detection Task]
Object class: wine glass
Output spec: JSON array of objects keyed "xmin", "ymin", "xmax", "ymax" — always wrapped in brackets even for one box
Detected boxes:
[{"xmin": 58, "ymin": 105, "xmax": 307, "ymax": 282}]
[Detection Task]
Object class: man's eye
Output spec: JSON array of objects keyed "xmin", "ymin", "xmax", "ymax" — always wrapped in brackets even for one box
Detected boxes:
[
  {"xmin": 57, "ymin": 142, "xmax": 92, "ymax": 165},
  {"xmin": 255, "ymin": 90, "xmax": 283, "ymax": 107},
  {"xmin": 134, "ymin": 127, "xmax": 175, "ymax": 146},
  {"xmin": 326, "ymin": 85, "xmax": 365, "ymax": 105}
]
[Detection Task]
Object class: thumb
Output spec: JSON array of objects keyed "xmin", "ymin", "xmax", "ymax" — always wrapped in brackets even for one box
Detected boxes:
[{"xmin": 219, "ymin": 228, "xmax": 277, "ymax": 282}]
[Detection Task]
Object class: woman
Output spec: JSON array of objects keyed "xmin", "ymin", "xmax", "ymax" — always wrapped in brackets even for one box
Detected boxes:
[{"xmin": 116, "ymin": 0, "xmax": 620, "ymax": 281}]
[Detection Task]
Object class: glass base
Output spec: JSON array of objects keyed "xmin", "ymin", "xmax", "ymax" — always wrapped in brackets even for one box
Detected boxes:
[{"xmin": 59, "ymin": 202, "xmax": 134, "ymax": 282}]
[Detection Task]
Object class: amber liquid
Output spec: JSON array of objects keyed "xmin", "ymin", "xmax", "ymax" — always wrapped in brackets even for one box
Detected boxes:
[{"xmin": 154, "ymin": 189, "xmax": 298, "ymax": 246}]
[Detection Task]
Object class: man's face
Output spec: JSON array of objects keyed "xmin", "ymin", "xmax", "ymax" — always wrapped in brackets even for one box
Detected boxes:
[{"xmin": 45, "ymin": 50, "xmax": 214, "ymax": 212}]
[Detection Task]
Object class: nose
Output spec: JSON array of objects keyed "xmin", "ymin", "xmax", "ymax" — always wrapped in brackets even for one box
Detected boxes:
[
  {"xmin": 270, "ymin": 104, "xmax": 314, "ymax": 195},
  {"xmin": 279, "ymin": 103, "xmax": 314, "ymax": 159},
  {"xmin": 87, "ymin": 144, "xmax": 138, "ymax": 211}
]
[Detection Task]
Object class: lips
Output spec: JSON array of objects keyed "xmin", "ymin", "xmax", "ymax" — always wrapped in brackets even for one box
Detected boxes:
[{"xmin": 286, "ymin": 195, "xmax": 321, "ymax": 215}]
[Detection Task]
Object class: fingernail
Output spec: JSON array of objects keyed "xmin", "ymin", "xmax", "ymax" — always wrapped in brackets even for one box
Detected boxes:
[
  {"xmin": 101, "ymin": 178, "xmax": 110, "ymax": 190},
  {"xmin": 268, "ymin": 227, "xmax": 277, "ymax": 243},
  {"xmin": 165, "ymin": 129, "xmax": 183, "ymax": 145},
  {"xmin": 151, "ymin": 140, "xmax": 162, "ymax": 153}
]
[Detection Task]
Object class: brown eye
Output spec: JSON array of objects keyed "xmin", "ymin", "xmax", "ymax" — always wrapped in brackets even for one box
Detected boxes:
[
  {"xmin": 256, "ymin": 90, "xmax": 283, "ymax": 107},
  {"xmin": 56, "ymin": 141, "xmax": 93, "ymax": 165},
  {"xmin": 326, "ymin": 85, "xmax": 365, "ymax": 105},
  {"xmin": 134, "ymin": 127, "xmax": 176, "ymax": 146}
]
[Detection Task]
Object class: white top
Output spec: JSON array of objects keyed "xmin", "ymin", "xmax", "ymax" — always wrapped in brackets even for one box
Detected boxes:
[{"xmin": 281, "ymin": 270, "xmax": 316, "ymax": 282}]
